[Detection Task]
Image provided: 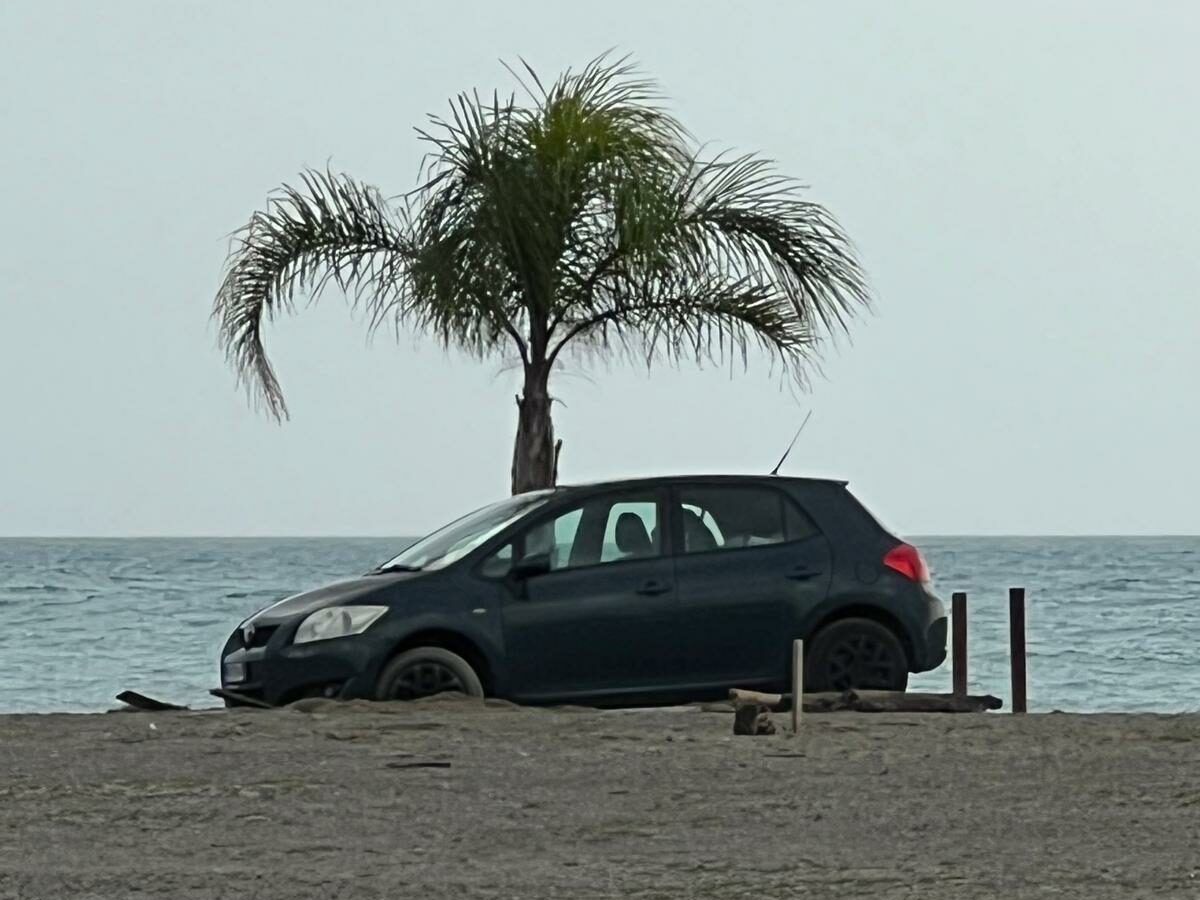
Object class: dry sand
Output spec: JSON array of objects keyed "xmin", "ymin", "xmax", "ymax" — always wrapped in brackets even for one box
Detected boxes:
[{"xmin": 2, "ymin": 698, "xmax": 1199, "ymax": 899}]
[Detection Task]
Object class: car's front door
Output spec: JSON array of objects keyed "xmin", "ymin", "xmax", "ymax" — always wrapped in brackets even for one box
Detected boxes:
[
  {"xmin": 496, "ymin": 488, "xmax": 681, "ymax": 701},
  {"xmin": 671, "ymin": 483, "xmax": 832, "ymax": 690}
]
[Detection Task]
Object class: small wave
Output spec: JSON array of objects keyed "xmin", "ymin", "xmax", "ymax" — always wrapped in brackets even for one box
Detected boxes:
[{"xmin": 25, "ymin": 596, "xmax": 95, "ymax": 608}]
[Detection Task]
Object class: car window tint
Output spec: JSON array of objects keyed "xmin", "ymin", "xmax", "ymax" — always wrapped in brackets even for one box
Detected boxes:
[
  {"xmin": 784, "ymin": 498, "xmax": 819, "ymax": 540},
  {"xmin": 678, "ymin": 486, "xmax": 809, "ymax": 553}
]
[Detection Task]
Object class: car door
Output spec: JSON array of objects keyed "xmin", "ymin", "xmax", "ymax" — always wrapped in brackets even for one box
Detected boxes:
[
  {"xmin": 497, "ymin": 488, "xmax": 681, "ymax": 701},
  {"xmin": 671, "ymin": 483, "xmax": 832, "ymax": 689}
]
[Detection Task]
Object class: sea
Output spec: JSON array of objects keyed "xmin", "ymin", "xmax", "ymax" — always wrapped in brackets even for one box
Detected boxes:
[{"xmin": 0, "ymin": 537, "xmax": 1196, "ymax": 714}]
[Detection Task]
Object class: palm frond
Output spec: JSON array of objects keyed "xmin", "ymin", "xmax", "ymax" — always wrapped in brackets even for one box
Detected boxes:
[
  {"xmin": 213, "ymin": 169, "xmax": 410, "ymax": 419},
  {"xmin": 547, "ymin": 147, "xmax": 868, "ymax": 380},
  {"xmin": 549, "ymin": 272, "xmax": 818, "ymax": 379},
  {"xmin": 677, "ymin": 153, "xmax": 869, "ymax": 334}
]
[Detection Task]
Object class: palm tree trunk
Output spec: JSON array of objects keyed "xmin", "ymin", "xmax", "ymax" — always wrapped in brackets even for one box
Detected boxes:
[{"xmin": 510, "ymin": 362, "xmax": 557, "ymax": 494}]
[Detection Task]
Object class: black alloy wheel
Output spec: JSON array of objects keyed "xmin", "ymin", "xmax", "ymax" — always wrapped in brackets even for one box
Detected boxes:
[
  {"xmin": 807, "ymin": 618, "xmax": 909, "ymax": 692},
  {"xmin": 391, "ymin": 661, "xmax": 466, "ymax": 699},
  {"xmin": 375, "ymin": 646, "xmax": 485, "ymax": 701}
]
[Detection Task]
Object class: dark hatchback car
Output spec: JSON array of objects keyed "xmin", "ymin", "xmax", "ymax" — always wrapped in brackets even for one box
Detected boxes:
[{"xmin": 220, "ymin": 475, "xmax": 947, "ymax": 707}]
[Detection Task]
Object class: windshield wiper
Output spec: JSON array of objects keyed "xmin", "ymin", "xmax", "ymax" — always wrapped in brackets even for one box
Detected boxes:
[{"xmin": 370, "ymin": 563, "xmax": 423, "ymax": 575}]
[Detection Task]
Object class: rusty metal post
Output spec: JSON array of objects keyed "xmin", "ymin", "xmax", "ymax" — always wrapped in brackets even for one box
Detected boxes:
[
  {"xmin": 951, "ymin": 591, "xmax": 968, "ymax": 697},
  {"xmin": 1009, "ymin": 587, "xmax": 1027, "ymax": 714}
]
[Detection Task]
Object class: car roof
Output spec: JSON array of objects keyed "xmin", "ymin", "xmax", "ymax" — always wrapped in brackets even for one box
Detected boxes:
[{"xmin": 552, "ymin": 473, "xmax": 849, "ymax": 493}]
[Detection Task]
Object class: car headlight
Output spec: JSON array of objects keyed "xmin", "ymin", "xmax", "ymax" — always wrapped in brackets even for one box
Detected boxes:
[{"xmin": 294, "ymin": 606, "xmax": 387, "ymax": 644}]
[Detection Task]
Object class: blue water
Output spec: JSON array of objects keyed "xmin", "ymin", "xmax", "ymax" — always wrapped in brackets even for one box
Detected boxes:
[{"xmin": 0, "ymin": 537, "xmax": 1196, "ymax": 713}]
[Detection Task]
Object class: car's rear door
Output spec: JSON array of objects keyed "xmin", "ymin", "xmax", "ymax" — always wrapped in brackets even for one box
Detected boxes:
[
  {"xmin": 670, "ymin": 482, "xmax": 832, "ymax": 690},
  {"xmin": 498, "ymin": 487, "xmax": 682, "ymax": 701}
]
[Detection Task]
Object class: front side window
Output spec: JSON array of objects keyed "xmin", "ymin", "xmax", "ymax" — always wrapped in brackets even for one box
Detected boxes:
[
  {"xmin": 677, "ymin": 485, "xmax": 816, "ymax": 554},
  {"xmin": 479, "ymin": 542, "xmax": 514, "ymax": 578},
  {"xmin": 599, "ymin": 500, "xmax": 659, "ymax": 563},
  {"xmin": 518, "ymin": 507, "xmax": 583, "ymax": 571},
  {"xmin": 514, "ymin": 492, "xmax": 662, "ymax": 571}
]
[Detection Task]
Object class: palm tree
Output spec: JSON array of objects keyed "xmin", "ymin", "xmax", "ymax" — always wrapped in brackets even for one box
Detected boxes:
[{"xmin": 213, "ymin": 56, "xmax": 869, "ymax": 494}]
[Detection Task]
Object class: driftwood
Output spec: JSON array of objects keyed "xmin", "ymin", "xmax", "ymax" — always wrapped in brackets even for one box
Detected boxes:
[
  {"xmin": 116, "ymin": 691, "xmax": 188, "ymax": 712},
  {"xmin": 732, "ymin": 703, "xmax": 776, "ymax": 735},
  {"xmin": 729, "ymin": 688, "xmax": 1003, "ymax": 714},
  {"xmin": 729, "ymin": 689, "xmax": 787, "ymax": 708}
]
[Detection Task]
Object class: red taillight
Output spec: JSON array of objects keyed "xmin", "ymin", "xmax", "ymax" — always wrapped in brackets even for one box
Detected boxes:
[{"xmin": 883, "ymin": 543, "xmax": 930, "ymax": 584}]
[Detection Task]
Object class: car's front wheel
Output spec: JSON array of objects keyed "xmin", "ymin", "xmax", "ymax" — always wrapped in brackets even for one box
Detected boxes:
[
  {"xmin": 806, "ymin": 618, "xmax": 909, "ymax": 693},
  {"xmin": 375, "ymin": 647, "xmax": 484, "ymax": 701}
]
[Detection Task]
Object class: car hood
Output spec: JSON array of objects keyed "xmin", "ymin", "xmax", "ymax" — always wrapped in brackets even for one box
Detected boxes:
[{"xmin": 247, "ymin": 572, "xmax": 421, "ymax": 623}]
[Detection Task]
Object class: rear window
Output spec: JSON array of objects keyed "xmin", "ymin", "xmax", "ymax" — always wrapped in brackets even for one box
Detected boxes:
[{"xmin": 677, "ymin": 485, "xmax": 818, "ymax": 554}]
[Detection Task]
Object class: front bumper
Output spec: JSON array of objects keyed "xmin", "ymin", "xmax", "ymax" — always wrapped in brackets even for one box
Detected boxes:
[{"xmin": 219, "ymin": 623, "xmax": 386, "ymax": 707}]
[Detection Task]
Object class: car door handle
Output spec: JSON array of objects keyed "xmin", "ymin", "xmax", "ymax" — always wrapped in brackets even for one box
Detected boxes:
[
  {"xmin": 635, "ymin": 579, "xmax": 673, "ymax": 596},
  {"xmin": 786, "ymin": 566, "xmax": 821, "ymax": 580}
]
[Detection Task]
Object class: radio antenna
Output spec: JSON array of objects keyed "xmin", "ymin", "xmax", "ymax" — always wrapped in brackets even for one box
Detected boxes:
[{"xmin": 770, "ymin": 411, "xmax": 813, "ymax": 476}]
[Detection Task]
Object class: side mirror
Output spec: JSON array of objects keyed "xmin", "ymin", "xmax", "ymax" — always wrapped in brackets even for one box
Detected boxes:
[{"xmin": 511, "ymin": 552, "xmax": 552, "ymax": 580}]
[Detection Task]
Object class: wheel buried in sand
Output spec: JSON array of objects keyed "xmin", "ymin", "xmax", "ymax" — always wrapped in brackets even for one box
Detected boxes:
[
  {"xmin": 375, "ymin": 647, "xmax": 484, "ymax": 701},
  {"xmin": 807, "ymin": 618, "xmax": 909, "ymax": 693}
]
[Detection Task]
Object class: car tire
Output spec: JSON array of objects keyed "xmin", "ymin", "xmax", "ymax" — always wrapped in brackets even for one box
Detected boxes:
[
  {"xmin": 375, "ymin": 646, "xmax": 485, "ymax": 701},
  {"xmin": 805, "ymin": 618, "xmax": 910, "ymax": 693}
]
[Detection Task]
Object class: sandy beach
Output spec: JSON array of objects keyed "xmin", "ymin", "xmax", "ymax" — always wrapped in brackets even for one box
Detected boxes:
[{"xmin": 2, "ymin": 698, "xmax": 1198, "ymax": 899}]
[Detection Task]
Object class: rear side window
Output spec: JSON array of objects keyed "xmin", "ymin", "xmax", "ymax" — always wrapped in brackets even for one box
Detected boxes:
[{"xmin": 677, "ymin": 485, "xmax": 817, "ymax": 554}]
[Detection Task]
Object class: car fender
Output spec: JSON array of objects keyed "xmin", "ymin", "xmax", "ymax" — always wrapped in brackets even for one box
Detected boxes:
[
  {"xmin": 795, "ymin": 591, "xmax": 918, "ymax": 658},
  {"xmin": 374, "ymin": 611, "xmax": 506, "ymax": 690}
]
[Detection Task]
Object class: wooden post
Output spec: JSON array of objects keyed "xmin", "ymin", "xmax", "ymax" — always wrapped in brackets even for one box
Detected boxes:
[
  {"xmin": 1009, "ymin": 587, "xmax": 1027, "ymax": 714},
  {"xmin": 791, "ymin": 639, "xmax": 803, "ymax": 733},
  {"xmin": 951, "ymin": 591, "xmax": 968, "ymax": 698}
]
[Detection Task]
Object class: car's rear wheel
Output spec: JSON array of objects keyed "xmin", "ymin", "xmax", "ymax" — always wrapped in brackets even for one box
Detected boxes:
[
  {"xmin": 375, "ymin": 647, "xmax": 484, "ymax": 701},
  {"xmin": 806, "ymin": 618, "xmax": 909, "ymax": 692}
]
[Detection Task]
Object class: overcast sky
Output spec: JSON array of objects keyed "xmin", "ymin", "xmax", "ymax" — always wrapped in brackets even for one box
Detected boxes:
[{"xmin": 1, "ymin": 1, "xmax": 1197, "ymax": 537}]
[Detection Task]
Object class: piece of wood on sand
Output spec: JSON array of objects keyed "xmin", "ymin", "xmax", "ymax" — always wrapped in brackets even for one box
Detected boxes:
[
  {"xmin": 732, "ymin": 702, "xmax": 777, "ymax": 735},
  {"xmin": 115, "ymin": 691, "xmax": 188, "ymax": 712},
  {"xmin": 729, "ymin": 688, "xmax": 1003, "ymax": 714}
]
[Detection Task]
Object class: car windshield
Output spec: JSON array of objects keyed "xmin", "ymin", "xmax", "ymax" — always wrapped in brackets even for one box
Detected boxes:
[{"xmin": 375, "ymin": 490, "xmax": 553, "ymax": 572}]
